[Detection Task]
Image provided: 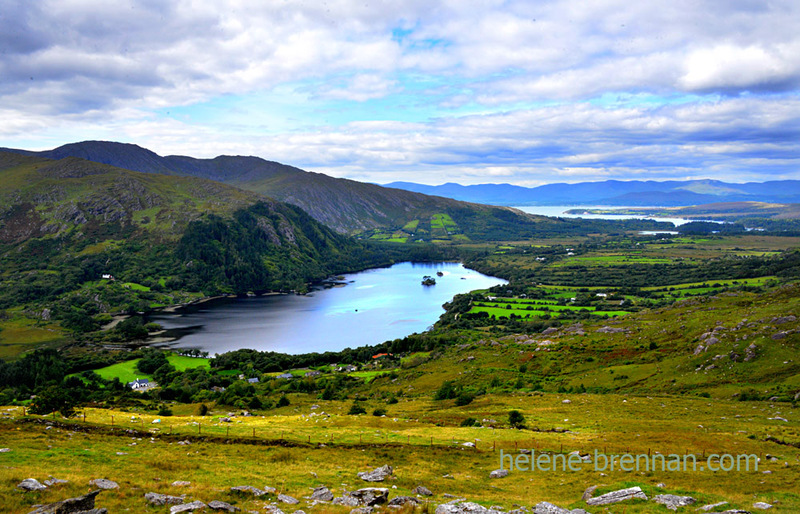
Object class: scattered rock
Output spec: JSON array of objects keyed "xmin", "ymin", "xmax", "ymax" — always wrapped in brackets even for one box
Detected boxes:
[
  {"xmin": 349, "ymin": 488, "xmax": 389, "ymax": 506},
  {"xmin": 351, "ymin": 508, "xmax": 373, "ymax": 514},
  {"xmin": 771, "ymin": 332, "xmax": 788, "ymax": 340},
  {"xmin": 172, "ymin": 481, "xmax": 191, "ymax": 487},
  {"xmin": 585, "ymin": 486, "xmax": 647, "ymax": 506},
  {"xmin": 145, "ymin": 492, "xmax": 185, "ymax": 506},
  {"xmin": 89, "ymin": 479, "xmax": 118, "ymax": 490},
  {"xmin": 580, "ymin": 486, "xmax": 597, "ymax": 501},
  {"xmin": 753, "ymin": 502, "xmax": 773, "ymax": 510},
  {"xmin": 278, "ymin": 494, "xmax": 299, "ymax": 505},
  {"xmin": 208, "ymin": 500, "xmax": 240, "ymax": 512},
  {"xmin": 333, "ymin": 495, "xmax": 360, "ymax": 507},
  {"xmin": 489, "ymin": 469, "xmax": 509, "ymax": 478},
  {"xmin": 18, "ymin": 478, "xmax": 47, "ymax": 491},
  {"xmin": 230, "ymin": 485, "xmax": 268, "ymax": 497},
  {"xmin": 413, "ymin": 485, "xmax": 433, "ymax": 496},
  {"xmin": 697, "ymin": 502, "xmax": 729, "ymax": 511},
  {"xmin": 357, "ymin": 465, "xmax": 393, "ymax": 482},
  {"xmin": 43, "ymin": 477, "xmax": 69, "ymax": 487},
  {"xmin": 308, "ymin": 486, "xmax": 334, "ymax": 501},
  {"xmin": 772, "ymin": 315, "xmax": 796, "ymax": 325},
  {"xmin": 171, "ymin": 500, "xmax": 207, "ymax": 513},
  {"xmin": 532, "ymin": 502, "xmax": 570, "ymax": 514},
  {"xmin": 27, "ymin": 490, "xmax": 102, "ymax": 514},
  {"xmin": 744, "ymin": 344, "xmax": 757, "ymax": 362},
  {"xmin": 653, "ymin": 494, "xmax": 696, "ymax": 510},
  {"xmin": 541, "ymin": 327, "xmax": 559, "ymax": 336},
  {"xmin": 562, "ymin": 399, "xmax": 571, "ymax": 404},
  {"xmin": 462, "ymin": 442, "xmax": 476, "ymax": 448},
  {"xmin": 0, "ymin": 448, "xmax": 10, "ymax": 452},
  {"xmin": 436, "ymin": 502, "xmax": 493, "ymax": 514},
  {"xmin": 388, "ymin": 496, "xmax": 420, "ymax": 506}
]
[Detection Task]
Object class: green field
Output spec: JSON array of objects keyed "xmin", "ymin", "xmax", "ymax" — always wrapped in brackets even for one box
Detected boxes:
[{"xmin": 91, "ymin": 354, "xmax": 210, "ymax": 383}]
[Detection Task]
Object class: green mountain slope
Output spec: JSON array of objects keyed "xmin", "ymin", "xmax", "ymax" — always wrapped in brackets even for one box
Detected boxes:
[
  {"xmin": 0, "ymin": 152, "xmax": 375, "ymax": 333},
  {"xmin": 3, "ymin": 141, "xmax": 549, "ymax": 237}
]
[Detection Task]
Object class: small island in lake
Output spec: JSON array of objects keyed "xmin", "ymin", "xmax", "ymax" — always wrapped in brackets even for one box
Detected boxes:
[
  {"xmin": 436, "ymin": 271, "xmax": 444, "ymax": 277},
  {"xmin": 421, "ymin": 275, "xmax": 437, "ymax": 286}
]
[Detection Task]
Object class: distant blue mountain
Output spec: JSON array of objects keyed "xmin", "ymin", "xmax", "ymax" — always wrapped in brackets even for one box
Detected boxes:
[{"xmin": 383, "ymin": 179, "xmax": 800, "ymax": 206}]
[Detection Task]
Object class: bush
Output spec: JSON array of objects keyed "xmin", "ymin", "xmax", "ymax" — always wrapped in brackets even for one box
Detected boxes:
[
  {"xmin": 348, "ymin": 403, "xmax": 366, "ymax": 415},
  {"xmin": 455, "ymin": 392, "xmax": 474, "ymax": 406},
  {"xmin": 508, "ymin": 409, "xmax": 526, "ymax": 429},
  {"xmin": 157, "ymin": 406, "xmax": 173, "ymax": 416},
  {"xmin": 277, "ymin": 395, "xmax": 290, "ymax": 407},
  {"xmin": 386, "ymin": 396, "xmax": 399, "ymax": 405},
  {"xmin": 196, "ymin": 403, "xmax": 209, "ymax": 416},
  {"xmin": 460, "ymin": 417, "xmax": 478, "ymax": 427},
  {"xmin": 372, "ymin": 407, "xmax": 387, "ymax": 416}
]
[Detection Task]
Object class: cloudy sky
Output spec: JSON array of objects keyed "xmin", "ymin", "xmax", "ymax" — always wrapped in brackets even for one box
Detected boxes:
[{"xmin": 1, "ymin": 0, "xmax": 799, "ymax": 185}]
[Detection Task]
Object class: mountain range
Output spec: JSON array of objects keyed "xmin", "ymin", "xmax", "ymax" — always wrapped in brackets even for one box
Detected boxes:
[
  {"xmin": 383, "ymin": 180, "xmax": 800, "ymax": 206},
  {"xmin": 2, "ymin": 141, "xmax": 534, "ymax": 235}
]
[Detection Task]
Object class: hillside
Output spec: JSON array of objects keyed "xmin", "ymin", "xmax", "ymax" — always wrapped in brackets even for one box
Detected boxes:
[
  {"xmin": 385, "ymin": 179, "xmax": 800, "ymax": 206},
  {"xmin": 0, "ymin": 152, "xmax": 382, "ymax": 339},
  {"xmin": 2, "ymin": 141, "xmax": 546, "ymax": 236}
]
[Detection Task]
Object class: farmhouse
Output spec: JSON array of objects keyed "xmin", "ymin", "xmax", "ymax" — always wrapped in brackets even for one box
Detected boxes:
[
  {"xmin": 127, "ymin": 378, "xmax": 149, "ymax": 390},
  {"xmin": 277, "ymin": 373, "xmax": 294, "ymax": 380},
  {"xmin": 246, "ymin": 377, "xmax": 260, "ymax": 384},
  {"xmin": 304, "ymin": 370, "xmax": 321, "ymax": 377}
]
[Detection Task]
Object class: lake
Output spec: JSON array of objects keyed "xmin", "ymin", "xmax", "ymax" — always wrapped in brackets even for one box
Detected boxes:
[
  {"xmin": 150, "ymin": 262, "xmax": 505, "ymax": 355},
  {"xmin": 513, "ymin": 205, "xmax": 696, "ymax": 226}
]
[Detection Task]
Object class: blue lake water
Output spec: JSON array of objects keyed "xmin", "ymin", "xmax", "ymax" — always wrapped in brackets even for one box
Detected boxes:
[{"xmin": 150, "ymin": 262, "xmax": 505, "ymax": 355}]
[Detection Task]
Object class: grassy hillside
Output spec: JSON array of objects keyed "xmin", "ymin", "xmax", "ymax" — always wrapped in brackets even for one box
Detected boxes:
[{"xmin": 0, "ymin": 152, "xmax": 388, "ymax": 351}]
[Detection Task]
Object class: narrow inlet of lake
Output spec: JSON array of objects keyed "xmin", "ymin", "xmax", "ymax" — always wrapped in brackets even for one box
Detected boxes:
[{"xmin": 150, "ymin": 262, "xmax": 506, "ymax": 355}]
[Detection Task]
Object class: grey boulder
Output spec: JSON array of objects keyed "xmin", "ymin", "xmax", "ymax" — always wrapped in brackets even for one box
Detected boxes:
[
  {"xmin": 653, "ymin": 494, "xmax": 696, "ymax": 510},
  {"xmin": 27, "ymin": 490, "xmax": 103, "ymax": 514},
  {"xmin": 308, "ymin": 486, "xmax": 334, "ymax": 501},
  {"xmin": 357, "ymin": 465, "xmax": 393, "ymax": 482},
  {"xmin": 586, "ymin": 486, "xmax": 647, "ymax": 506},
  {"xmin": 18, "ymin": 478, "xmax": 47, "ymax": 492},
  {"xmin": 145, "ymin": 492, "xmax": 185, "ymax": 506},
  {"xmin": 208, "ymin": 500, "xmax": 240, "ymax": 512},
  {"xmin": 349, "ymin": 488, "xmax": 390, "ymax": 506},
  {"xmin": 89, "ymin": 479, "xmax": 118, "ymax": 490},
  {"xmin": 171, "ymin": 500, "xmax": 207, "ymax": 513}
]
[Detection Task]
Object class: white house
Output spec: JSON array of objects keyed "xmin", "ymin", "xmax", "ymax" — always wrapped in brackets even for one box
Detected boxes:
[{"xmin": 127, "ymin": 378, "xmax": 149, "ymax": 390}]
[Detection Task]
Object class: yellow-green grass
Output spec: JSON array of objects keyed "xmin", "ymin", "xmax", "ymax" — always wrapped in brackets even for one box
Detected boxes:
[
  {"xmin": 0, "ymin": 318, "xmax": 66, "ymax": 360},
  {"xmin": 2, "ymin": 391, "xmax": 798, "ymax": 512},
  {"xmin": 402, "ymin": 219, "xmax": 420, "ymax": 231},
  {"xmin": 642, "ymin": 276, "xmax": 777, "ymax": 291}
]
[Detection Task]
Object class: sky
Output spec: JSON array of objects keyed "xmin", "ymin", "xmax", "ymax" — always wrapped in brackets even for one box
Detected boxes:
[{"xmin": 1, "ymin": 0, "xmax": 799, "ymax": 186}]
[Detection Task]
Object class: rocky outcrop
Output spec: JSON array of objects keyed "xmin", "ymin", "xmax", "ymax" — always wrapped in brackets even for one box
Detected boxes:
[
  {"xmin": 489, "ymin": 469, "xmax": 509, "ymax": 478},
  {"xmin": 170, "ymin": 501, "xmax": 207, "ymax": 513},
  {"xmin": 308, "ymin": 486, "xmax": 334, "ymax": 501},
  {"xmin": 27, "ymin": 490, "xmax": 103, "ymax": 514},
  {"xmin": 653, "ymin": 494, "xmax": 696, "ymax": 510},
  {"xmin": 230, "ymin": 485, "xmax": 270, "ymax": 497},
  {"xmin": 18, "ymin": 478, "xmax": 47, "ymax": 491},
  {"xmin": 278, "ymin": 494, "xmax": 299, "ymax": 505},
  {"xmin": 145, "ymin": 492, "xmax": 185, "ymax": 506},
  {"xmin": 89, "ymin": 479, "xmax": 118, "ymax": 490},
  {"xmin": 208, "ymin": 500, "xmax": 239, "ymax": 512},
  {"xmin": 413, "ymin": 485, "xmax": 433, "ymax": 496},
  {"xmin": 585, "ymin": 486, "xmax": 647, "ymax": 506},
  {"xmin": 348, "ymin": 488, "xmax": 389, "ymax": 506},
  {"xmin": 357, "ymin": 465, "xmax": 393, "ymax": 482}
]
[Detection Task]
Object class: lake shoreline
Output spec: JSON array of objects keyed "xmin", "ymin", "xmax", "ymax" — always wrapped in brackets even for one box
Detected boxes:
[{"xmin": 143, "ymin": 261, "xmax": 505, "ymax": 355}]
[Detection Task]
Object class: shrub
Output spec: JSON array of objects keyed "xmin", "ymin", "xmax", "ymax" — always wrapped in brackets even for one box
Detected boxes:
[
  {"xmin": 460, "ymin": 417, "xmax": 478, "ymax": 427},
  {"xmin": 508, "ymin": 409, "xmax": 526, "ymax": 429},
  {"xmin": 277, "ymin": 395, "xmax": 290, "ymax": 407},
  {"xmin": 455, "ymin": 392, "xmax": 474, "ymax": 406},
  {"xmin": 348, "ymin": 403, "xmax": 366, "ymax": 415},
  {"xmin": 372, "ymin": 407, "xmax": 387, "ymax": 416}
]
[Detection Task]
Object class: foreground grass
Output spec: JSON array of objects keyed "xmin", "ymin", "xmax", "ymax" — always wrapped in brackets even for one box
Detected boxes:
[{"xmin": 2, "ymin": 391, "xmax": 799, "ymax": 513}]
